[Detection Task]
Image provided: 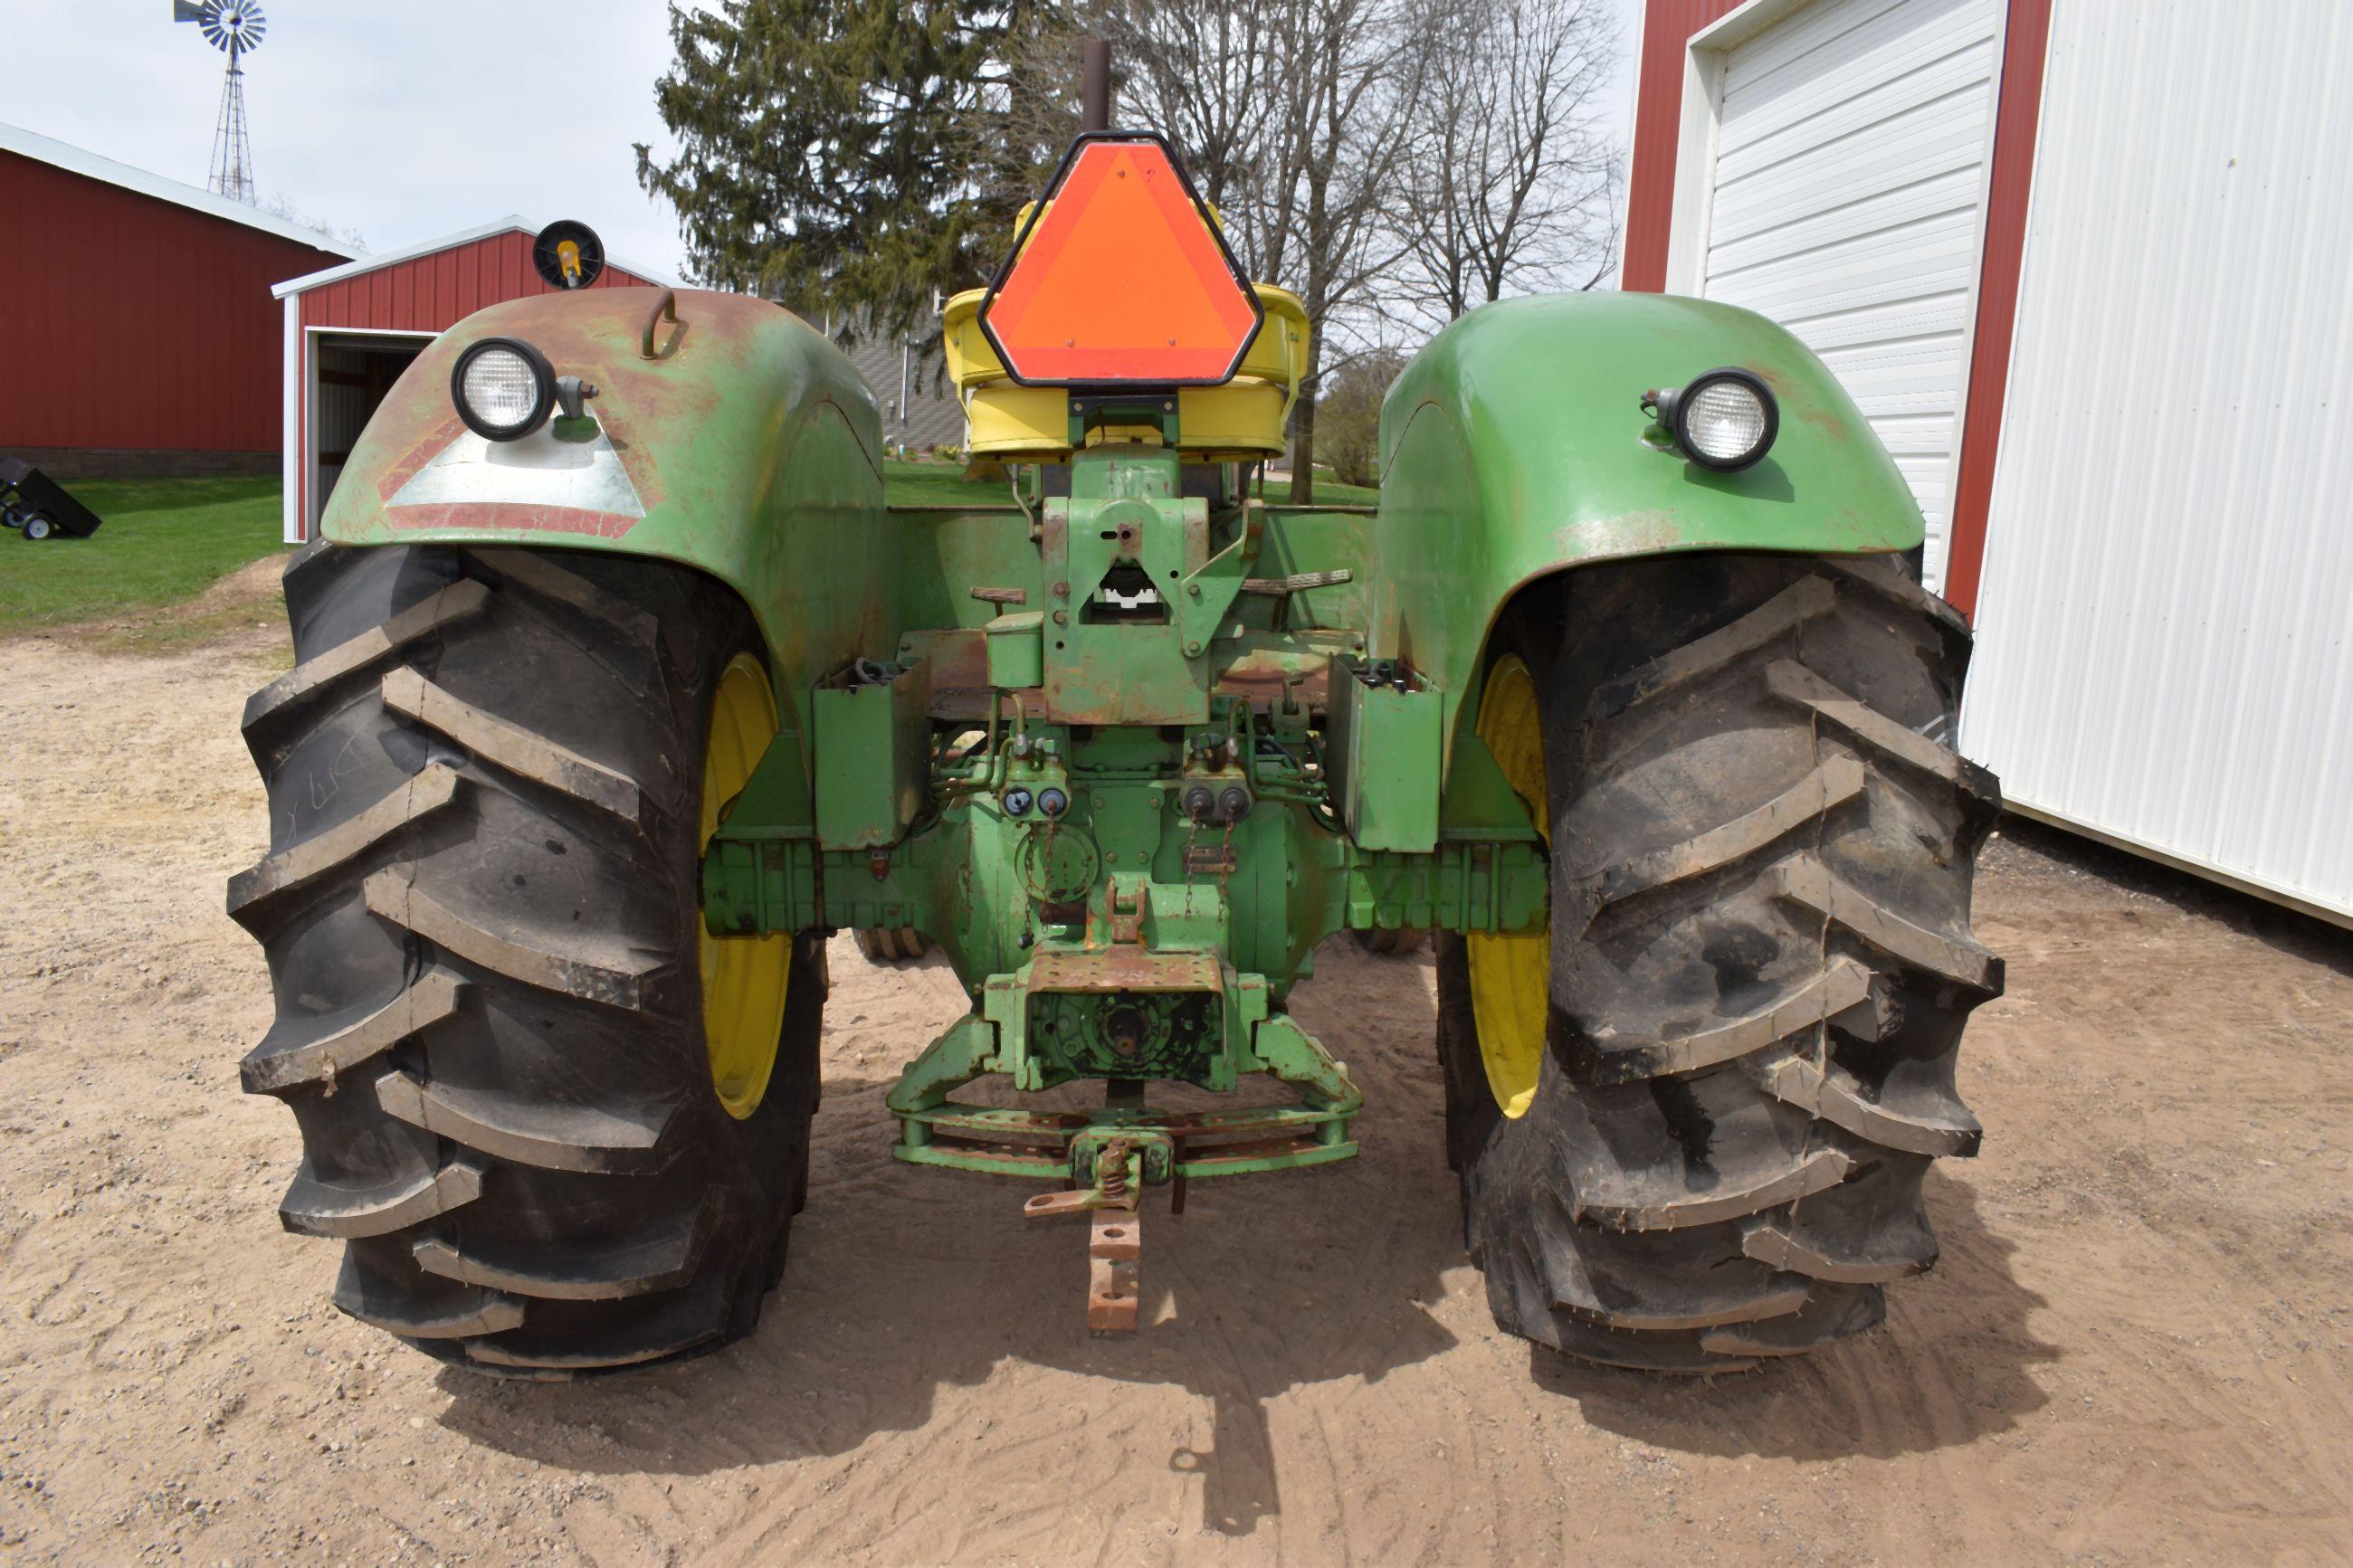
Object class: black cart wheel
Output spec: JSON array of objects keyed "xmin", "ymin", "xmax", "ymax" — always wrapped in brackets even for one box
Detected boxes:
[
  {"xmin": 18, "ymin": 512, "xmax": 52, "ymax": 542},
  {"xmin": 232, "ymin": 542, "xmax": 825, "ymax": 1373},
  {"xmin": 1436, "ymin": 552, "xmax": 2001, "ymax": 1371}
]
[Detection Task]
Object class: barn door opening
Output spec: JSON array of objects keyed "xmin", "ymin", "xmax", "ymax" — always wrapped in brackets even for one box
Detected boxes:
[{"xmin": 309, "ymin": 331, "xmax": 430, "ymax": 533}]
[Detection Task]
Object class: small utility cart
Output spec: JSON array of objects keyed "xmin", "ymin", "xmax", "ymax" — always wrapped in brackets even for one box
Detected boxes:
[{"xmin": 0, "ymin": 459, "xmax": 103, "ymax": 542}]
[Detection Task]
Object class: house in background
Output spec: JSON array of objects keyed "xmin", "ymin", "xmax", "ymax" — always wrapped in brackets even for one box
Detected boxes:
[
  {"xmin": 0, "ymin": 121, "xmax": 355, "ymax": 479},
  {"xmin": 1624, "ymin": 0, "xmax": 2350, "ymax": 926},
  {"xmin": 832, "ymin": 310, "xmax": 965, "ymax": 453},
  {"xmin": 272, "ymin": 220, "xmax": 669, "ymax": 544}
]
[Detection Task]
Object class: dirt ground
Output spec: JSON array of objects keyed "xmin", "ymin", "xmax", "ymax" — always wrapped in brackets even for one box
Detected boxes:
[{"xmin": 2, "ymin": 585, "xmax": 2349, "ymax": 1566}]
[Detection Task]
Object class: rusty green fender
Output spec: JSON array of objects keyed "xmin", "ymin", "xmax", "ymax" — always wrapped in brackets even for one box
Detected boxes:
[
  {"xmin": 1368, "ymin": 290, "xmax": 1924, "ymax": 755},
  {"xmin": 320, "ymin": 287, "xmax": 891, "ymax": 735}
]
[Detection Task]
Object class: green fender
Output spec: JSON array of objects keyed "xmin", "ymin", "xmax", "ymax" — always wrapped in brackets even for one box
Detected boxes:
[
  {"xmin": 320, "ymin": 287, "xmax": 891, "ymax": 759},
  {"xmin": 1370, "ymin": 291, "xmax": 1924, "ymax": 755}
]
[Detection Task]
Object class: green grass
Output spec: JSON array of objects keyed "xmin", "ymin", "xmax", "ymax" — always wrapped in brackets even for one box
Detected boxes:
[
  {"xmin": 1264, "ymin": 470, "xmax": 1378, "ymax": 507},
  {"xmin": 0, "ymin": 475, "xmax": 286, "ymax": 637},
  {"xmin": 882, "ymin": 458, "xmax": 1009, "ymax": 505}
]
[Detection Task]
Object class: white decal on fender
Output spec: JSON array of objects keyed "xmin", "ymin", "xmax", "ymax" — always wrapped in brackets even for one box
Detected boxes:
[{"xmin": 389, "ymin": 424, "xmax": 646, "ymax": 518}]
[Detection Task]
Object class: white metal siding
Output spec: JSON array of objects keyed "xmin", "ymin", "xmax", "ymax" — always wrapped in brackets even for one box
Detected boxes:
[
  {"xmin": 281, "ymin": 297, "xmax": 300, "ymax": 543},
  {"xmin": 1960, "ymin": 0, "xmax": 2353, "ymax": 923},
  {"xmin": 1700, "ymin": 0, "xmax": 2004, "ymax": 589}
]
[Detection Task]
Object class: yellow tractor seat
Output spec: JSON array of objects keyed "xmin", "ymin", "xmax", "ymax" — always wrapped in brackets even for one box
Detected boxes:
[{"xmin": 941, "ymin": 283, "xmax": 1310, "ymax": 461}]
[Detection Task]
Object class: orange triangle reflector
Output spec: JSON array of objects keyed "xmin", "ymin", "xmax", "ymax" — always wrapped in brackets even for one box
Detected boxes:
[{"xmin": 979, "ymin": 136, "xmax": 1263, "ymax": 386}]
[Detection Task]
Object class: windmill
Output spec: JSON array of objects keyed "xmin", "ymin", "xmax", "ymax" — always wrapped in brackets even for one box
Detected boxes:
[{"xmin": 174, "ymin": 1, "xmax": 266, "ymax": 204}]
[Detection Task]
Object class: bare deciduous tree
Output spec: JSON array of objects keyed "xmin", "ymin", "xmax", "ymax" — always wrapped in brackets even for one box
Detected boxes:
[
  {"xmin": 1091, "ymin": 0, "xmax": 1287, "ymax": 214},
  {"xmin": 1247, "ymin": 0, "xmax": 1430, "ymax": 500},
  {"xmin": 1015, "ymin": 0, "xmax": 1428, "ymax": 499},
  {"xmin": 1397, "ymin": 0, "xmax": 1622, "ymax": 328},
  {"xmin": 998, "ymin": 0, "xmax": 1620, "ymax": 498},
  {"xmin": 990, "ymin": 1, "xmax": 1286, "ymax": 252}
]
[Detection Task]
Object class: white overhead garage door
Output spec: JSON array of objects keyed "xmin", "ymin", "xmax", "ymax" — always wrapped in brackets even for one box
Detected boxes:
[{"xmin": 1694, "ymin": 0, "xmax": 2005, "ymax": 591}]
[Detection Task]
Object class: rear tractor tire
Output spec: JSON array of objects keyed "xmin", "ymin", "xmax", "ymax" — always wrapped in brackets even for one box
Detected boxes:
[
  {"xmin": 1436, "ymin": 552, "xmax": 2002, "ymax": 1371},
  {"xmin": 231, "ymin": 541, "xmax": 825, "ymax": 1374},
  {"xmin": 853, "ymin": 927, "xmax": 932, "ymax": 964}
]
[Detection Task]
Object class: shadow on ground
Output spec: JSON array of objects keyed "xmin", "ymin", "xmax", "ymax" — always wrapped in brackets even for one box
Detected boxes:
[
  {"xmin": 1990, "ymin": 815, "xmax": 2351, "ymax": 975},
  {"xmin": 430, "ymin": 935, "xmax": 2059, "ymax": 1524},
  {"xmin": 433, "ymin": 941, "xmax": 1466, "ymax": 1537},
  {"xmin": 1532, "ymin": 1171, "xmax": 2057, "ymax": 1461}
]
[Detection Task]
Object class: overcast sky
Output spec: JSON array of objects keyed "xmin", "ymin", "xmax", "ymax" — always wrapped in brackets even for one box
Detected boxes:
[{"xmin": 7, "ymin": 0, "xmax": 1644, "ymax": 284}]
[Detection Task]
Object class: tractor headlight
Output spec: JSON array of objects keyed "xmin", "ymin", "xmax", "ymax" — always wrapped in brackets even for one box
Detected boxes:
[
  {"xmin": 1649, "ymin": 368, "xmax": 1778, "ymax": 471},
  {"xmin": 452, "ymin": 337, "xmax": 557, "ymax": 442}
]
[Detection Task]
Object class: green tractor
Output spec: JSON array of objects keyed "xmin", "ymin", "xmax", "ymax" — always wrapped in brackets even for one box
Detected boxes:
[{"xmin": 231, "ymin": 111, "xmax": 2000, "ymax": 1374}]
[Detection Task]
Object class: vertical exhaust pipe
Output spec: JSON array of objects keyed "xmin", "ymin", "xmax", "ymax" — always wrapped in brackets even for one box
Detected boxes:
[{"xmin": 1081, "ymin": 37, "xmax": 1111, "ymax": 133}]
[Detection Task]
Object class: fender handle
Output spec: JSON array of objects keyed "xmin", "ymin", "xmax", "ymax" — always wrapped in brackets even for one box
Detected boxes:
[{"xmin": 641, "ymin": 289, "xmax": 680, "ymax": 359}]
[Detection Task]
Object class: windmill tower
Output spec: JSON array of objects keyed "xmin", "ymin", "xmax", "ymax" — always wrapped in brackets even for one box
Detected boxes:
[{"xmin": 174, "ymin": 1, "xmax": 266, "ymax": 204}]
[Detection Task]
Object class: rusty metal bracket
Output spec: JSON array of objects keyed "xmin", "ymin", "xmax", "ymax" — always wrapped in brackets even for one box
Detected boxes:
[
  {"xmin": 1020, "ymin": 1136, "xmax": 1145, "ymax": 1216},
  {"xmin": 1023, "ymin": 1135, "xmax": 1148, "ymax": 1333},
  {"xmin": 1088, "ymin": 1208, "xmax": 1141, "ymax": 1333},
  {"xmin": 895, "ymin": 1006, "xmax": 1360, "ymax": 1333}
]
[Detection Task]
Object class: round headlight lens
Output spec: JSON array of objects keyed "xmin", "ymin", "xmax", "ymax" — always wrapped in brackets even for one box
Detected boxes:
[
  {"xmin": 1659, "ymin": 367, "xmax": 1778, "ymax": 471},
  {"xmin": 462, "ymin": 350, "xmax": 539, "ymax": 426},
  {"xmin": 1684, "ymin": 382, "xmax": 1768, "ymax": 462},
  {"xmin": 451, "ymin": 337, "xmax": 556, "ymax": 441}
]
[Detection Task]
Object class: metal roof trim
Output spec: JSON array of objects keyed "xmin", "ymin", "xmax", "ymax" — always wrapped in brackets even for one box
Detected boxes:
[
  {"xmin": 272, "ymin": 218, "xmax": 678, "ymax": 299},
  {"xmin": 0, "ymin": 119, "xmax": 358, "ymax": 257}
]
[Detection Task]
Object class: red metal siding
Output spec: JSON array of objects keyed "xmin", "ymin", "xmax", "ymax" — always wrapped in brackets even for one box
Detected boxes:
[
  {"xmin": 296, "ymin": 231, "xmax": 656, "ymax": 333},
  {"xmin": 0, "ymin": 148, "xmax": 348, "ymax": 455},
  {"xmin": 1940, "ymin": 0, "xmax": 2053, "ymax": 622},
  {"xmin": 1622, "ymin": 0, "xmax": 1742, "ymax": 294}
]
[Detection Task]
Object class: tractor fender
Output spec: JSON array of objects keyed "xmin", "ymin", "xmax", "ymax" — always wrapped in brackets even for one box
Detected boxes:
[
  {"xmin": 320, "ymin": 287, "xmax": 891, "ymax": 761},
  {"xmin": 1368, "ymin": 291, "xmax": 1924, "ymax": 766}
]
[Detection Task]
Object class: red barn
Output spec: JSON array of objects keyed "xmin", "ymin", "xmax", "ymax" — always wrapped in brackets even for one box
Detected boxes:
[
  {"xmin": 273, "ymin": 221, "xmax": 669, "ymax": 542},
  {"xmin": 0, "ymin": 121, "xmax": 356, "ymax": 477}
]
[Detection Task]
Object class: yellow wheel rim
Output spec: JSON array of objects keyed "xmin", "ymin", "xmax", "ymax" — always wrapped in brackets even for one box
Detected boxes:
[
  {"xmin": 700, "ymin": 653, "xmax": 792, "ymax": 1119},
  {"xmin": 1465, "ymin": 655, "xmax": 1550, "ymax": 1118}
]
